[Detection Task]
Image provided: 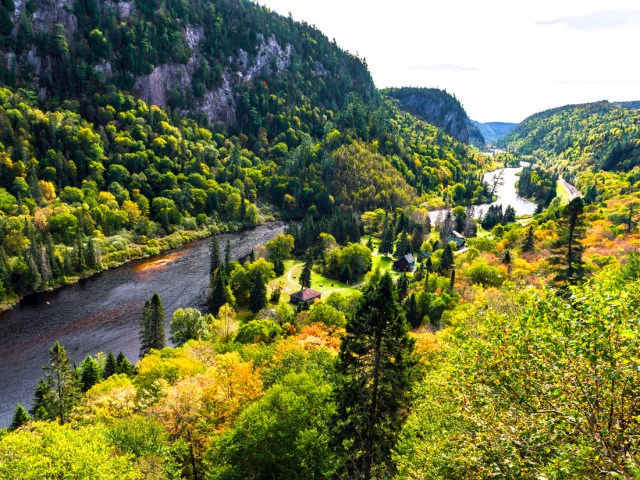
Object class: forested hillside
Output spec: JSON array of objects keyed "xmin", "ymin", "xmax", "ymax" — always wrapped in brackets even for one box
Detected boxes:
[
  {"xmin": 386, "ymin": 87, "xmax": 485, "ymax": 147},
  {"xmin": 502, "ymin": 101, "xmax": 640, "ymax": 172}
]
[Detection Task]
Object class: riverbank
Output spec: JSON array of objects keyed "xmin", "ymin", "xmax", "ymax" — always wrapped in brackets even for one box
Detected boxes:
[{"xmin": 0, "ymin": 218, "xmax": 276, "ymax": 315}]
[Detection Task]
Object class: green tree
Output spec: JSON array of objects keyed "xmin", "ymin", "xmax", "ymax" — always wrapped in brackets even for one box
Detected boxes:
[
  {"xmin": 115, "ymin": 352, "xmax": 135, "ymax": 375},
  {"xmin": 299, "ymin": 256, "xmax": 312, "ymax": 289},
  {"xmin": 549, "ymin": 197, "xmax": 587, "ymax": 288},
  {"xmin": 439, "ymin": 243, "xmax": 454, "ymax": 274},
  {"xmin": 9, "ymin": 404, "xmax": 29, "ymax": 431},
  {"xmin": 522, "ymin": 225, "xmax": 535, "ymax": 252},
  {"xmin": 210, "ymin": 267, "xmax": 234, "ymax": 316},
  {"xmin": 379, "ymin": 220, "xmax": 395, "ymax": 256},
  {"xmin": 139, "ymin": 293, "xmax": 166, "ymax": 357},
  {"xmin": 170, "ymin": 308, "xmax": 208, "ymax": 345},
  {"xmin": 333, "ymin": 273, "xmax": 416, "ymax": 479},
  {"xmin": 39, "ymin": 341, "xmax": 82, "ymax": 425},
  {"xmin": 249, "ymin": 270, "xmax": 267, "ymax": 313},
  {"xmin": 394, "ymin": 231, "xmax": 410, "ymax": 258},
  {"xmin": 79, "ymin": 355, "xmax": 102, "ymax": 392},
  {"xmin": 103, "ymin": 351, "xmax": 117, "ymax": 378}
]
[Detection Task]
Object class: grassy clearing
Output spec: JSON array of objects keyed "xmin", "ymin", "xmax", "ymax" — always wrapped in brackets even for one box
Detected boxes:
[{"xmin": 556, "ymin": 180, "xmax": 570, "ymax": 205}]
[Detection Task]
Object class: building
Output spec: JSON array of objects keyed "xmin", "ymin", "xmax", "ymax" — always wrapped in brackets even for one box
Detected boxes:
[
  {"xmin": 289, "ymin": 288, "xmax": 322, "ymax": 304},
  {"xmin": 447, "ymin": 231, "xmax": 466, "ymax": 249},
  {"xmin": 393, "ymin": 253, "xmax": 415, "ymax": 272}
]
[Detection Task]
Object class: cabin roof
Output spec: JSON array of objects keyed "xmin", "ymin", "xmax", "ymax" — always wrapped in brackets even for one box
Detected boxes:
[{"xmin": 289, "ymin": 288, "xmax": 322, "ymax": 302}]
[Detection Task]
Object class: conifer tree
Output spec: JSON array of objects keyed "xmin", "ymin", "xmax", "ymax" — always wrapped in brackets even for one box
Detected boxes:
[
  {"xmin": 333, "ymin": 273, "xmax": 416, "ymax": 479},
  {"xmin": 210, "ymin": 267, "xmax": 234, "ymax": 316},
  {"xmin": 299, "ymin": 256, "xmax": 312, "ymax": 289},
  {"xmin": 397, "ymin": 273, "xmax": 409, "ymax": 300},
  {"xmin": 522, "ymin": 225, "xmax": 535, "ymax": 252},
  {"xmin": 30, "ymin": 378, "xmax": 51, "ymax": 420},
  {"xmin": 379, "ymin": 221, "xmax": 395, "ymax": 256},
  {"xmin": 40, "ymin": 341, "xmax": 82, "ymax": 424},
  {"xmin": 502, "ymin": 250, "xmax": 512, "ymax": 265},
  {"xmin": 366, "ymin": 235, "xmax": 374, "ymax": 250},
  {"xmin": 9, "ymin": 404, "xmax": 29, "ymax": 431},
  {"xmin": 394, "ymin": 231, "xmax": 410, "ymax": 258},
  {"xmin": 103, "ymin": 351, "xmax": 117, "ymax": 378},
  {"xmin": 272, "ymin": 255, "xmax": 284, "ymax": 276},
  {"xmin": 80, "ymin": 355, "xmax": 102, "ymax": 391},
  {"xmin": 224, "ymin": 239, "xmax": 232, "ymax": 271},
  {"xmin": 249, "ymin": 270, "xmax": 267, "ymax": 313},
  {"xmin": 549, "ymin": 197, "xmax": 587, "ymax": 288},
  {"xmin": 449, "ymin": 268, "xmax": 456, "ymax": 292},
  {"xmin": 404, "ymin": 293, "xmax": 420, "ymax": 329},
  {"xmin": 139, "ymin": 293, "xmax": 166, "ymax": 357},
  {"xmin": 439, "ymin": 243, "xmax": 454, "ymax": 274},
  {"xmin": 116, "ymin": 352, "xmax": 135, "ymax": 375}
]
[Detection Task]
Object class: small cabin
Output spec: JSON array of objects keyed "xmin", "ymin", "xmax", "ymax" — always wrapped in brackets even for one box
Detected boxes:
[
  {"xmin": 289, "ymin": 288, "xmax": 322, "ymax": 304},
  {"xmin": 447, "ymin": 231, "xmax": 466, "ymax": 249},
  {"xmin": 393, "ymin": 254, "xmax": 415, "ymax": 272}
]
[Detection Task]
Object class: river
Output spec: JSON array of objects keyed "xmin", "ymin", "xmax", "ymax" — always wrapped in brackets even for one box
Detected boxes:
[
  {"xmin": 429, "ymin": 166, "xmax": 537, "ymax": 223},
  {"xmin": 0, "ymin": 222, "xmax": 287, "ymax": 427}
]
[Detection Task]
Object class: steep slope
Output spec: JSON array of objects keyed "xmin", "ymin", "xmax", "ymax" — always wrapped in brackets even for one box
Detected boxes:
[
  {"xmin": 0, "ymin": 0, "xmax": 373, "ymax": 134},
  {"xmin": 502, "ymin": 101, "xmax": 640, "ymax": 172},
  {"xmin": 472, "ymin": 121, "xmax": 517, "ymax": 144},
  {"xmin": 385, "ymin": 87, "xmax": 485, "ymax": 147}
]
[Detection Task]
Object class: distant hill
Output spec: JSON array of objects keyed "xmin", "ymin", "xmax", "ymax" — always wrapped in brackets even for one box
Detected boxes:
[
  {"xmin": 472, "ymin": 121, "xmax": 518, "ymax": 144},
  {"xmin": 615, "ymin": 101, "xmax": 640, "ymax": 110},
  {"xmin": 501, "ymin": 101, "xmax": 640, "ymax": 172},
  {"xmin": 386, "ymin": 87, "xmax": 485, "ymax": 147}
]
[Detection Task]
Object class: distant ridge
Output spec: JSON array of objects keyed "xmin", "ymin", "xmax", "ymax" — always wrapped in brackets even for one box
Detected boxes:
[{"xmin": 472, "ymin": 121, "xmax": 518, "ymax": 144}]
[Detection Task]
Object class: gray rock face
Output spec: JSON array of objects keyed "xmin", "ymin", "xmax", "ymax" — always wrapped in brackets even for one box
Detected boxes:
[
  {"xmin": 31, "ymin": 0, "xmax": 77, "ymax": 42},
  {"xmin": 133, "ymin": 34, "xmax": 292, "ymax": 126}
]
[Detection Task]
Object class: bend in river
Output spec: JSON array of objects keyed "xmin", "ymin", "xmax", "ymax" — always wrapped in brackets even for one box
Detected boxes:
[{"xmin": 0, "ymin": 222, "xmax": 288, "ymax": 427}]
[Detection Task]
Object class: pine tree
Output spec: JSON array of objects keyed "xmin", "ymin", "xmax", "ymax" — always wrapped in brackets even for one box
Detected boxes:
[
  {"xmin": 272, "ymin": 256, "xmax": 284, "ymax": 276},
  {"xmin": 103, "ymin": 351, "xmax": 117, "ymax": 378},
  {"xmin": 522, "ymin": 225, "xmax": 535, "ymax": 252},
  {"xmin": 9, "ymin": 404, "xmax": 29, "ymax": 430},
  {"xmin": 366, "ymin": 235, "xmax": 374, "ymax": 250},
  {"xmin": 30, "ymin": 378, "xmax": 51, "ymax": 419},
  {"xmin": 379, "ymin": 221, "xmax": 395, "ymax": 257},
  {"xmin": 41, "ymin": 341, "xmax": 81, "ymax": 424},
  {"xmin": 116, "ymin": 352, "xmax": 135, "ymax": 375},
  {"xmin": 300, "ymin": 256, "xmax": 312, "ymax": 289},
  {"xmin": 397, "ymin": 273, "xmax": 409, "ymax": 300},
  {"xmin": 224, "ymin": 239, "xmax": 232, "ymax": 271},
  {"xmin": 139, "ymin": 293, "xmax": 166, "ymax": 357},
  {"xmin": 80, "ymin": 355, "xmax": 102, "ymax": 391},
  {"xmin": 424, "ymin": 256, "xmax": 433, "ymax": 292},
  {"xmin": 439, "ymin": 243, "xmax": 454, "ymax": 274},
  {"xmin": 502, "ymin": 250, "xmax": 512, "ymax": 265},
  {"xmin": 249, "ymin": 270, "xmax": 267, "ymax": 313},
  {"xmin": 549, "ymin": 197, "xmax": 587, "ymax": 288},
  {"xmin": 394, "ymin": 231, "xmax": 410, "ymax": 258},
  {"xmin": 210, "ymin": 235, "xmax": 221, "ymax": 276},
  {"xmin": 404, "ymin": 293, "xmax": 420, "ymax": 329},
  {"xmin": 209, "ymin": 267, "xmax": 233, "ymax": 316},
  {"xmin": 449, "ymin": 268, "xmax": 456, "ymax": 292},
  {"xmin": 333, "ymin": 273, "xmax": 416, "ymax": 479}
]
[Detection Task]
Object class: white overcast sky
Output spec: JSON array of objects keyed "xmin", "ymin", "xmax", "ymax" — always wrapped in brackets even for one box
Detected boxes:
[{"xmin": 256, "ymin": 0, "xmax": 640, "ymax": 123}]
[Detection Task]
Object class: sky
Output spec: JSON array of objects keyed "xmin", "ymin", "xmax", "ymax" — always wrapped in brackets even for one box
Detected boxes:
[{"xmin": 257, "ymin": 0, "xmax": 640, "ymax": 123}]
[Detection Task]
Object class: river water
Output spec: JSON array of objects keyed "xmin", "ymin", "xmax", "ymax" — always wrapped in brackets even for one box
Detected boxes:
[
  {"xmin": 0, "ymin": 222, "xmax": 287, "ymax": 427},
  {"xmin": 429, "ymin": 166, "xmax": 537, "ymax": 223}
]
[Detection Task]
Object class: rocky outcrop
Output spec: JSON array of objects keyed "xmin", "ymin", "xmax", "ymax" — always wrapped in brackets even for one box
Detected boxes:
[
  {"xmin": 30, "ymin": 0, "xmax": 77, "ymax": 42},
  {"xmin": 387, "ymin": 87, "xmax": 485, "ymax": 147},
  {"xmin": 133, "ymin": 34, "xmax": 292, "ymax": 126}
]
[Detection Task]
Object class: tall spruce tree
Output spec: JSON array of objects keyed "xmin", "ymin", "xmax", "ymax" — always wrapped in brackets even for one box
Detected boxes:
[
  {"xmin": 224, "ymin": 239, "xmax": 232, "ymax": 271},
  {"xmin": 139, "ymin": 293, "xmax": 166, "ymax": 357},
  {"xmin": 38, "ymin": 341, "xmax": 82, "ymax": 425},
  {"xmin": 103, "ymin": 351, "xmax": 117, "ymax": 378},
  {"xmin": 79, "ymin": 355, "xmax": 102, "ymax": 392},
  {"xmin": 394, "ymin": 231, "xmax": 410, "ymax": 258},
  {"xmin": 522, "ymin": 225, "xmax": 535, "ymax": 252},
  {"xmin": 439, "ymin": 243, "xmax": 454, "ymax": 274},
  {"xmin": 249, "ymin": 270, "xmax": 267, "ymax": 313},
  {"xmin": 209, "ymin": 267, "xmax": 233, "ymax": 316},
  {"xmin": 333, "ymin": 273, "xmax": 416, "ymax": 479},
  {"xmin": 299, "ymin": 256, "xmax": 312, "ymax": 289},
  {"xmin": 549, "ymin": 197, "xmax": 587, "ymax": 288},
  {"xmin": 379, "ymin": 220, "xmax": 395, "ymax": 257}
]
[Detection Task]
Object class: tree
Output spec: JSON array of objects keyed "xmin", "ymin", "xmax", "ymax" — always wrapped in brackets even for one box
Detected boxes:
[
  {"xmin": 549, "ymin": 197, "xmax": 587, "ymax": 288},
  {"xmin": 210, "ymin": 235, "xmax": 221, "ymax": 276},
  {"xmin": 209, "ymin": 267, "xmax": 234, "ymax": 316},
  {"xmin": 170, "ymin": 308, "xmax": 208, "ymax": 345},
  {"xmin": 394, "ymin": 231, "xmax": 410, "ymax": 258},
  {"xmin": 333, "ymin": 273, "xmax": 416, "ymax": 479},
  {"xmin": 439, "ymin": 243, "xmax": 454, "ymax": 274},
  {"xmin": 397, "ymin": 273, "xmax": 410, "ymax": 300},
  {"xmin": 379, "ymin": 220, "xmax": 395, "ymax": 256},
  {"xmin": 224, "ymin": 239, "xmax": 232, "ymax": 271},
  {"xmin": 249, "ymin": 270, "xmax": 267, "ymax": 313},
  {"xmin": 37, "ymin": 341, "xmax": 82, "ymax": 425},
  {"xmin": 299, "ymin": 256, "xmax": 312, "ymax": 289},
  {"xmin": 502, "ymin": 250, "xmax": 512, "ymax": 265},
  {"xmin": 80, "ymin": 355, "xmax": 102, "ymax": 392},
  {"xmin": 139, "ymin": 293, "xmax": 166, "ymax": 357},
  {"xmin": 115, "ymin": 352, "xmax": 135, "ymax": 375},
  {"xmin": 404, "ymin": 294, "xmax": 420, "ymax": 329},
  {"xmin": 448, "ymin": 268, "xmax": 456, "ymax": 292},
  {"xmin": 216, "ymin": 303, "xmax": 237, "ymax": 343},
  {"xmin": 522, "ymin": 225, "xmax": 535, "ymax": 252},
  {"xmin": 9, "ymin": 404, "xmax": 29, "ymax": 431},
  {"xmin": 103, "ymin": 351, "xmax": 117, "ymax": 378}
]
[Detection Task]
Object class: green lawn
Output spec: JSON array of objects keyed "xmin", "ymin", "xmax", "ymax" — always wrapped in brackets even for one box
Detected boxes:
[{"xmin": 556, "ymin": 180, "xmax": 570, "ymax": 205}]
